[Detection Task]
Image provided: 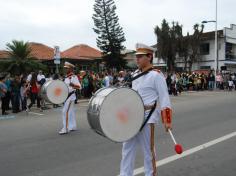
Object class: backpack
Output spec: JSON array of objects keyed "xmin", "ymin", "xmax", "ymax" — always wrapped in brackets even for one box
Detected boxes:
[{"xmin": 39, "ymin": 78, "xmax": 46, "ymax": 86}]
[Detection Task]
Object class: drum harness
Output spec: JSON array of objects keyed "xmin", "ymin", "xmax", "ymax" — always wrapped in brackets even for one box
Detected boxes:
[
  {"xmin": 65, "ymin": 91, "xmax": 76, "ymax": 102},
  {"xmin": 124, "ymin": 67, "xmax": 157, "ymax": 132}
]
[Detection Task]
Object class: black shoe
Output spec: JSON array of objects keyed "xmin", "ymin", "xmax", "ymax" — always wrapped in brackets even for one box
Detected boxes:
[
  {"xmin": 12, "ymin": 111, "xmax": 19, "ymax": 113},
  {"xmin": 2, "ymin": 112, "xmax": 9, "ymax": 115}
]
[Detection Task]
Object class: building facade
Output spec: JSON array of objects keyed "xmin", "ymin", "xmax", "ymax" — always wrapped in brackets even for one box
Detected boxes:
[{"xmin": 154, "ymin": 24, "xmax": 236, "ymax": 73}]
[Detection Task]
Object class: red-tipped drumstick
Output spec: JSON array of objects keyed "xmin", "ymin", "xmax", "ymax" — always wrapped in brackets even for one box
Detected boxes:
[{"xmin": 168, "ymin": 129, "xmax": 183, "ymax": 154}]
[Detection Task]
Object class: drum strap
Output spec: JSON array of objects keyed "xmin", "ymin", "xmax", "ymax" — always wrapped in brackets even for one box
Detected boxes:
[
  {"xmin": 65, "ymin": 91, "xmax": 75, "ymax": 101},
  {"xmin": 129, "ymin": 67, "xmax": 155, "ymax": 131},
  {"xmin": 130, "ymin": 67, "xmax": 153, "ymax": 82},
  {"xmin": 122, "ymin": 68, "xmax": 153, "ymax": 87},
  {"xmin": 139, "ymin": 100, "xmax": 157, "ymax": 131}
]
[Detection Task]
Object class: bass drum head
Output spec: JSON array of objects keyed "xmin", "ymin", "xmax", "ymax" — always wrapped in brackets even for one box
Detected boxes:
[
  {"xmin": 100, "ymin": 87, "xmax": 144, "ymax": 142},
  {"xmin": 45, "ymin": 80, "xmax": 69, "ymax": 104}
]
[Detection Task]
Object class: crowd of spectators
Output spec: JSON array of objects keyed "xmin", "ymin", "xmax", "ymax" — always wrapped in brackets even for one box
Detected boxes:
[
  {"xmin": 166, "ymin": 70, "xmax": 236, "ymax": 96},
  {"xmin": 0, "ymin": 69, "xmax": 235, "ymax": 116}
]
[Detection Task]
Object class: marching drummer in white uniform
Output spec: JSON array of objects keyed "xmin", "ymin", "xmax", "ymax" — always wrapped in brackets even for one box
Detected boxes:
[
  {"xmin": 120, "ymin": 43, "xmax": 173, "ymax": 176},
  {"xmin": 59, "ymin": 62, "xmax": 81, "ymax": 135}
]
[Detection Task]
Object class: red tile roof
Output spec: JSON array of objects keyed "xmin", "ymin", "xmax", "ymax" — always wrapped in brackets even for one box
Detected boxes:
[
  {"xmin": 1, "ymin": 43, "xmax": 102, "ymax": 61},
  {"xmin": 29, "ymin": 42, "xmax": 54, "ymax": 60},
  {"xmin": 0, "ymin": 50, "xmax": 9, "ymax": 59},
  {"xmin": 200, "ymin": 30, "xmax": 224, "ymax": 41},
  {"xmin": 61, "ymin": 44, "xmax": 102, "ymax": 60}
]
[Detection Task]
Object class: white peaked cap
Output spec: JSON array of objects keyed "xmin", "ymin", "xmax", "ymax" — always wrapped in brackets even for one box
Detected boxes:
[
  {"xmin": 135, "ymin": 43, "xmax": 156, "ymax": 55},
  {"xmin": 64, "ymin": 61, "xmax": 75, "ymax": 68}
]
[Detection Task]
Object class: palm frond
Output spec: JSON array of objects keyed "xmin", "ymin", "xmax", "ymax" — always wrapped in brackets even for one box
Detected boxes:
[{"xmin": 2, "ymin": 40, "xmax": 48, "ymax": 75}]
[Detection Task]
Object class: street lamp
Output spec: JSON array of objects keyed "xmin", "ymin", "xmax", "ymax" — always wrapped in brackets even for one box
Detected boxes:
[{"xmin": 202, "ymin": 0, "xmax": 218, "ymax": 89}]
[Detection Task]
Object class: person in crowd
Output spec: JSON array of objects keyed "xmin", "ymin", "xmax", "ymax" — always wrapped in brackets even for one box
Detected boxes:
[
  {"xmin": 104, "ymin": 72, "xmax": 110, "ymax": 88},
  {"xmin": 4, "ymin": 73, "xmax": 12, "ymax": 111},
  {"xmin": 37, "ymin": 70, "xmax": 46, "ymax": 110},
  {"xmin": 11, "ymin": 75, "xmax": 21, "ymax": 113},
  {"xmin": 231, "ymin": 73, "xmax": 236, "ymax": 90},
  {"xmin": 26, "ymin": 72, "xmax": 34, "ymax": 83},
  {"xmin": 26, "ymin": 73, "xmax": 41, "ymax": 112},
  {"xmin": 0, "ymin": 73, "xmax": 8, "ymax": 115},
  {"xmin": 228, "ymin": 77, "xmax": 234, "ymax": 91},
  {"xmin": 20, "ymin": 80, "xmax": 30, "ymax": 111},
  {"xmin": 82, "ymin": 72, "xmax": 90, "ymax": 98},
  {"xmin": 37, "ymin": 70, "xmax": 46, "ymax": 85},
  {"xmin": 208, "ymin": 71, "xmax": 215, "ymax": 90}
]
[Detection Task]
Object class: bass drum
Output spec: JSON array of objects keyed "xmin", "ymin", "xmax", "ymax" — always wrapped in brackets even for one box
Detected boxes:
[
  {"xmin": 87, "ymin": 87, "xmax": 144, "ymax": 143},
  {"xmin": 40, "ymin": 80, "xmax": 69, "ymax": 104}
]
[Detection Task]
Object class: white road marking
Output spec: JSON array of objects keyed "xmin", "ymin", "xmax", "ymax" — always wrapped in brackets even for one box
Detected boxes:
[
  {"xmin": 117, "ymin": 131, "xmax": 236, "ymax": 176},
  {"xmin": 28, "ymin": 112, "xmax": 44, "ymax": 116}
]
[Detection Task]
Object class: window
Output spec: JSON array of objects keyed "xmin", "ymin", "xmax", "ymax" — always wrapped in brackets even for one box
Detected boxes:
[
  {"xmin": 175, "ymin": 67, "xmax": 183, "ymax": 72},
  {"xmin": 200, "ymin": 43, "xmax": 210, "ymax": 55},
  {"xmin": 225, "ymin": 42, "xmax": 233, "ymax": 59},
  {"xmin": 82, "ymin": 65, "xmax": 88, "ymax": 71},
  {"xmin": 200, "ymin": 66, "xmax": 211, "ymax": 70}
]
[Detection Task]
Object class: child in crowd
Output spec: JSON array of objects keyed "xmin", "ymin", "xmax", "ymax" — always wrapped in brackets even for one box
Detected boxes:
[
  {"xmin": 228, "ymin": 78, "xmax": 234, "ymax": 91},
  {"xmin": 20, "ymin": 81, "xmax": 31, "ymax": 111}
]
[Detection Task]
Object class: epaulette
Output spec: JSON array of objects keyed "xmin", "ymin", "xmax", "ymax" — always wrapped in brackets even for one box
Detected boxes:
[
  {"xmin": 153, "ymin": 69, "xmax": 161, "ymax": 74},
  {"xmin": 152, "ymin": 69, "xmax": 166, "ymax": 78},
  {"xmin": 66, "ymin": 72, "xmax": 73, "ymax": 78}
]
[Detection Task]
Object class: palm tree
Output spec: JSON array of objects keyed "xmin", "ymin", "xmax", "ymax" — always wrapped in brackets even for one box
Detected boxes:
[{"xmin": 1, "ymin": 40, "xmax": 46, "ymax": 75}]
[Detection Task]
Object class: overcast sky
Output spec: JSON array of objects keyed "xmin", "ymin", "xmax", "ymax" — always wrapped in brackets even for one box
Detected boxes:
[{"xmin": 0, "ymin": 0, "xmax": 235, "ymax": 51}]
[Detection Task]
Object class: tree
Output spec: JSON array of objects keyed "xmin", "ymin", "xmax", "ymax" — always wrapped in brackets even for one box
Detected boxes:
[
  {"xmin": 154, "ymin": 19, "xmax": 183, "ymax": 72},
  {"xmin": 178, "ymin": 32, "xmax": 190, "ymax": 71},
  {"xmin": 92, "ymin": 0, "xmax": 126, "ymax": 70},
  {"xmin": 188, "ymin": 24, "xmax": 204, "ymax": 72},
  {"xmin": 1, "ymin": 40, "xmax": 46, "ymax": 75}
]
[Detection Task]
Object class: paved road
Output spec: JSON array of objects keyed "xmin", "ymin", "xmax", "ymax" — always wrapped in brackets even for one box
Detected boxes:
[{"xmin": 0, "ymin": 91, "xmax": 235, "ymax": 176}]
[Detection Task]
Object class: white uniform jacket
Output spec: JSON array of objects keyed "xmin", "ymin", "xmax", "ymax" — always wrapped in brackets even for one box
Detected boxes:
[
  {"xmin": 132, "ymin": 70, "xmax": 171, "ymax": 124},
  {"xmin": 64, "ymin": 75, "xmax": 81, "ymax": 101}
]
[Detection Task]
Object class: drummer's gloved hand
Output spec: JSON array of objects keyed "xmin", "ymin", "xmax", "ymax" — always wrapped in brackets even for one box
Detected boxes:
[{"xmin": 161, "ymin": 107, "xmax": 172, "ymax": 132}]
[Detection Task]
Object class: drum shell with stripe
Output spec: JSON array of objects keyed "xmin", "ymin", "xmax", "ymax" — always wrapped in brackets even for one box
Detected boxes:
[
  {"xmin": 40, "ymin": 80, "xmax": 69, "ymax": 104},
  {"xmin": 87, "ymin": 87, "xmax": 145, "ymax": 143}
]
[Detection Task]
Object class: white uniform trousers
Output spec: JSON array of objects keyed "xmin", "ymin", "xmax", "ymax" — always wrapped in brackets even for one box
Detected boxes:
[
  {"xmin": 61, "ymin": 96, "xmax": 77, "ymax": 131},
  {"xmin": 120, "ymin": 123, "xmax": 157, "ymax": 176}
]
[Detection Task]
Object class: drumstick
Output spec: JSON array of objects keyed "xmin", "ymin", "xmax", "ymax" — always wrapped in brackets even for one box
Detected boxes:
[{"xmin": 168, "ymin": 129, "xmax": 183, "ymax": 154}]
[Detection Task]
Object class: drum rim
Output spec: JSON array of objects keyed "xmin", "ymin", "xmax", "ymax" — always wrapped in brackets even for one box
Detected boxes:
[
  {"xmin": 88, "ymin": 86, "xmax": 145, "ymax": 143},
  {"xmin": 87, "ymin": 87, "xmax": 110, "ymax": 105},
  {"xmin": 87, "ymin": 87, "xmax": 116, "ymax": 137}
]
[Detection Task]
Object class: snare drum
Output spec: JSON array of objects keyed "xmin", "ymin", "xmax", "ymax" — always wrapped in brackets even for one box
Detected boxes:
[
  {"xmin": 40, "ymin": 80, "xmax": 69, "ymax": 104},
  {"xmin": 87, "ymin": 87, "xmax": 145, "ymax": 142}
]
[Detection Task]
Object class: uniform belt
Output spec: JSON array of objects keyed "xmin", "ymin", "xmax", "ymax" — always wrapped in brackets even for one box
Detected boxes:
[{"xmin": 144, "ymin": 104, "xmax": 156, "ymax": 111}]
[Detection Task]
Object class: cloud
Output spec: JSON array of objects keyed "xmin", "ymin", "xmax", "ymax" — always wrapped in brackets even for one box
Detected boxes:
[{"xmin": 0, "ymin": 0, "xmax": 235, "ymax": 51}]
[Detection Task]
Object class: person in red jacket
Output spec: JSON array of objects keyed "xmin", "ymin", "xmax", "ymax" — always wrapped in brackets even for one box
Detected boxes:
[{"xmin": 26, "ymin": 73, "xmax": 41, "ymax": 112}]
